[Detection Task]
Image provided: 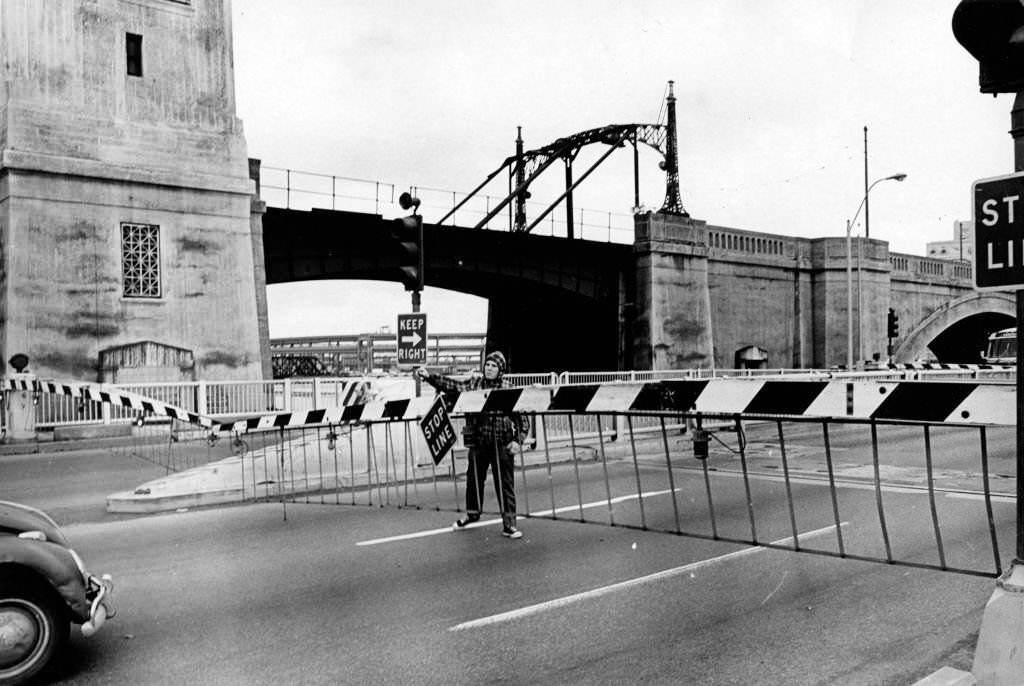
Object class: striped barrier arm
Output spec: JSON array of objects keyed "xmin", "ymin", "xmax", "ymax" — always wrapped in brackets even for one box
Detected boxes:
[
  {"xmin": 208, "ymin": 378, "xmax": 1016, "ymax": 433},
  {"xmin": 885, "ymin": 363, "xmax": 1014, "ymax": 371},
  {"xmin": 447, "ymin": 379, "xmax": 1015, "ymax": 425},
  {"xmin": 10, "ymin": 377, "xmax": 1012, "ymax": 434},
  {"xmin": 3, "ymin": 377, "xmax": 215, "ymax": 429},
  {"xmin": 213, "ymin": 395, "xmax": 437, "ymax": 434}
]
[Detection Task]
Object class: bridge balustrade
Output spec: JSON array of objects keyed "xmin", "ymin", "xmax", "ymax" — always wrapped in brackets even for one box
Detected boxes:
[{"xmin": 889, "ymin": 251, "xmax": 973, "ymax": 284}]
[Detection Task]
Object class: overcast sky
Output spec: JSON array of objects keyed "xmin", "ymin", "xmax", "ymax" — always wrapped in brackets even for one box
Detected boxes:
[{"xmin": 231, "ymin": 1, "xmax": 1013, "ymax": 338}]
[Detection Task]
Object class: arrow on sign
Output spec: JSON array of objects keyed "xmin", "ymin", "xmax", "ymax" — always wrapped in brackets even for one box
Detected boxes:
[{"xmin": 401, "ymin": 331, "xmax": 423, "ymax": 347}]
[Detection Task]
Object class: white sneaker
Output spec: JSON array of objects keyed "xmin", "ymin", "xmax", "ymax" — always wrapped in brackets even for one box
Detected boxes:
[{"xmin": 502, "ymin": 526, "xmax": 522, "ymax": 539}]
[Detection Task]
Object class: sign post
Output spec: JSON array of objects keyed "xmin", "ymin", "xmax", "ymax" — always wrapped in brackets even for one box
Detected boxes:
[
  {"xmin": 952, "ymin": 13, "xmax": 1024, "ymax": 678},
  {"xmin": 970, "ymin": 97, "xmax": 1024, "ymax": 682}
]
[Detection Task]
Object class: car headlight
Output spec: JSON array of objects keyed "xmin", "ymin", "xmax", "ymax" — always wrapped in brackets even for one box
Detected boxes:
[{"xmin": 17, "ymin": 530, "xmax": 47, "ymax": 541}]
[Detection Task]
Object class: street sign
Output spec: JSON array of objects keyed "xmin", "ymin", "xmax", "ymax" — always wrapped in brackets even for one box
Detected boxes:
[
  {"xmin": 973, "ymin": 171, "xmax": 1024, "ymax": 290},
  {"xmin": 396, "ymin": 312, "xmax": 427, "ymax": 366},
  {"xmin": 420, "ymin": 395, "xmax": 456, "ymax": 464}
]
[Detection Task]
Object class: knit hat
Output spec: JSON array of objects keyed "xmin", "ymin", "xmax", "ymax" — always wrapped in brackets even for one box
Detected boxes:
[{"xmin": 484, "ymin": 350, "xmax": 507, "ymax": 375}]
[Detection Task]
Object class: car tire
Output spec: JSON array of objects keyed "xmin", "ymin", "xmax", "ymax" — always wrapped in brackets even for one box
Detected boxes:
[{"xmin": 0, "ymin": 575, "xmax": 70, "ymax": 686}]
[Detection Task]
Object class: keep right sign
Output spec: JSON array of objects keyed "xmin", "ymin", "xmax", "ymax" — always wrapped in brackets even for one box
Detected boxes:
[{"xmin": 973, "ymin": 171, "xmax": 1024, "ymax": 291}]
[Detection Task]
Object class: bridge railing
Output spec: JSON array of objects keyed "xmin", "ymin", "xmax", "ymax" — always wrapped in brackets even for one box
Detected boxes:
[
  {"xmin": 258, "ymin": 165, "xmax": 637, "ymax": 243},
  {"xmin": 271, "ymin": 332, "xmax": 488, "ymax": 376}
]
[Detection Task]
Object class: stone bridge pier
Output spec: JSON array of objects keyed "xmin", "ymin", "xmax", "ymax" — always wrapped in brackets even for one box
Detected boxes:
[
  {"xmin": 631, "ymin": 213, "xmax": 715, "ymax": 369},
  {"xmin": 629, "ymin": 212, "xmax": 1001, "ymax": 370}
]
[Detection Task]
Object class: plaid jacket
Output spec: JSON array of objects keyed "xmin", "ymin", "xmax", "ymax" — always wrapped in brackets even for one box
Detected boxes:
[{"xmin": 422, "ymin": 372, "xmax": 529, "ymax": 449}]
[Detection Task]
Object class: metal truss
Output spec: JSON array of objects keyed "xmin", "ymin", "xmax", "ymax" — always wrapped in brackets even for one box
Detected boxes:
[{"xmin": 436, "ymin": 121, "xmax": 688, "ymax": 236}]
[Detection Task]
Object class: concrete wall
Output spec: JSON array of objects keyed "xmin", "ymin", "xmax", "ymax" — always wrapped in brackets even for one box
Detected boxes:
[
  {"xmin": 0, "ymin": 0, "xmax": 267, "ymax": 380},
  {"xmin": 806, "ymin": 237, "xmax": 892, "ymax": 368},
  {"xmin": 705, "ymin": 227, "xmax": 814, "ymax": 369},
  {"xmin": 633, "ymin": 214, "xmax": 982, "ymax": 371},
  {"xmin": 632, "ymin": 213, "xmax": 715, "ymax": 369},
  {"xmin": 0, "ymin": 0, "xmax": 241, "ymax": 136}
]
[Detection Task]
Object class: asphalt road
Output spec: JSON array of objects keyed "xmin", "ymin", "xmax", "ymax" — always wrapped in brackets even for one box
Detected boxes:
[
  {"xmin": 5, "ymin": 425, "xmax": 1011, "ymax": 686},
  {"xmin": 0, "ymin": 446, "xmax": 171, "ymax": 523}
]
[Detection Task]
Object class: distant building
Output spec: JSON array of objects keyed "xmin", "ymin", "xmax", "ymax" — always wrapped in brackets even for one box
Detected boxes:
[{"xmin": 926, "ymin": 220, "xmax": 973, "ymax": 262}]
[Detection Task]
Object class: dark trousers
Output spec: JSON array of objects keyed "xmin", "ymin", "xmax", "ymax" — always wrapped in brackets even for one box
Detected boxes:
[{"xmin": 464, "ymin": 441, "xmax": 516, "ymax": 528}]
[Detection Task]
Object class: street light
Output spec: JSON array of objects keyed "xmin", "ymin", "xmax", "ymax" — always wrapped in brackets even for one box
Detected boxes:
[{"xmin": 846, "ymin": 173, "xmax": 907, "ymax": 370}]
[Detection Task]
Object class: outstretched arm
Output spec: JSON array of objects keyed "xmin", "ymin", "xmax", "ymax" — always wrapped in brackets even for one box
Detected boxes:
[{"xmin": 416, "ymin": 366, "xmax": 478, "ymax": 393}]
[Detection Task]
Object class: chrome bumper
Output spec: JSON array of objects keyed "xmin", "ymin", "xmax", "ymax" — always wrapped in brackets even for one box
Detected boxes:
[{"xmin": 81, "ymin": 573, "xmax": 114, "ymax": 638}]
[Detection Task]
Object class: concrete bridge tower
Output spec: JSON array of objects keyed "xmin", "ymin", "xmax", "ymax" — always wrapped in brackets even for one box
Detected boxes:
[{"xmin": 0, "ymin": 0, "xmax": 269, "ymax": 381}]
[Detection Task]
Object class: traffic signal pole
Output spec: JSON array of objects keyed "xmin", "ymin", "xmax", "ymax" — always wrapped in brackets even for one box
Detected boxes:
[
  {"xmin": 1015, "ymin": 92, "xmax": 1024, "ymax": 566},
  {"xmin": 413, "ymin": 206, "xmax": 422, "ymax": 397},
  {"xmin": 952, "ymin": 4, "xmax": 1024, "ymax": 679},
  {"xmin": 412, "ymin": 288, "xmax": 421, "ymax": 398},
  {"xmin": 394, "ymin": 192, "xmax": 424, "ymax": 397},
  {"xmin": 971, "ymin": 90, "xmax": 1024, "ymax": 684}
]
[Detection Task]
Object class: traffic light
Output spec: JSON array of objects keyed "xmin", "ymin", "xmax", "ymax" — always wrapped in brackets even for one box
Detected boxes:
[
  {"xmin": 887, "ymin": 308, "xmax": 900, "ymax": 339},
  {"xmin": 391, "ymin": 192, "xmax": 423, "ymax": 292},
  {"xmin": 953, "ymin": 0, "xmax": 1024, "ymax": 94}
]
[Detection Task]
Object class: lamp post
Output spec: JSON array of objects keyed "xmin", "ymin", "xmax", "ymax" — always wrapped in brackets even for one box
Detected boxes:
[{"xmin": 846, "ymin": 173, "xmax": 907, "ymax": 370}]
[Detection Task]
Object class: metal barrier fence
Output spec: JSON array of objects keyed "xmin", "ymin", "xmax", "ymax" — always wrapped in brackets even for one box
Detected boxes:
[
  {"xmin": 20, "ymin": 372, "xmax": 1013, "ymax": 578},
  {"xmin": 176, "ymin": 409, "xmax": 1011, "ymax": 579}
]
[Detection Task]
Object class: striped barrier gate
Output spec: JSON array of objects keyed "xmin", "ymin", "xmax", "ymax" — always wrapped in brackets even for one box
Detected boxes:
[
  {"xmin": 6, "ymin": 376, "xmax": 1017, "ymax": 581},
  {"xmin": 4, "ymin": 377, "xmax": 215, "ymax": 429},
  {"xmin": 209, "ymin": 378, "xmax": 1017, "ymax": 433}
]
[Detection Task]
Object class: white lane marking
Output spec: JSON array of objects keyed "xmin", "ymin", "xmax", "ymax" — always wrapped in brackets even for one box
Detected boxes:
[
  {"xmin": 945, "ymin": 491, "xmax": 1014, "ymax": 503},
  {"xmin": 708, "ymin": 468, "xmax": 927, "ymax": 494},
  {"xmin": 356, "ymin": 488, "xmax": 679, "ymax": 546},
  {"xmin": 448, "ymin": 522, "xmax": 848, "ymax": 632},
  {"xmin": 726, "ymin": 468, "xmax": 1017, "ymax": 503},
  {"xmin": 357, "ymin": 519, "xmax": 500, "ymax": 545}
]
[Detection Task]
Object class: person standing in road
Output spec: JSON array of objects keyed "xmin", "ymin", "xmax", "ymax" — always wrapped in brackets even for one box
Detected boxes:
[{"xmin": 417, "ymin": 351, "xmax": 529, "ymax": 539}]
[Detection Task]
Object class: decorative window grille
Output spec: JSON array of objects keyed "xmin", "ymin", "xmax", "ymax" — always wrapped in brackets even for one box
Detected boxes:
[{"xmin": 121, "ymin": 223, "xmax": 161, "ymax": 298}]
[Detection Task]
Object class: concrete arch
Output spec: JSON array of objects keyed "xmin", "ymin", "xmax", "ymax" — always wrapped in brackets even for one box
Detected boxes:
[{"xmin": 893, "ymin": 291, "xmax": 1015, "ymax": 361}]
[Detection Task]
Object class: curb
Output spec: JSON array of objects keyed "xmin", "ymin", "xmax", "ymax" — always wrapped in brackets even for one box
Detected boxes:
[
  {"xmin": 911, "ymin": 667, "xmax": 975, "ymax": 686},
  {"xmin": 105, "ymin": 445, "xmax": 600, "ymax": 514}
]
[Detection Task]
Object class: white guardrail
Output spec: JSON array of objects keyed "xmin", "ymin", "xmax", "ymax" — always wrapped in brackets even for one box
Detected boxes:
[{"xmin": 29, "ymin": 367, "xmax": 1015, "ymax": 431}]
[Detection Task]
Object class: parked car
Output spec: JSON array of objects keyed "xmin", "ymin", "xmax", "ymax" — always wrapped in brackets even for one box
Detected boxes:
[{"xmin": 0, "ymin": 500, "xmax": 113, "ymax": 685}]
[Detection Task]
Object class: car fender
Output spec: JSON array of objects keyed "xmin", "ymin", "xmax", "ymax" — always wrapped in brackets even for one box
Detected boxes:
[{"xmin": 0, "ymin": 538, "xmax": 89, "ymax": 621}]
